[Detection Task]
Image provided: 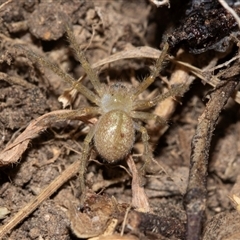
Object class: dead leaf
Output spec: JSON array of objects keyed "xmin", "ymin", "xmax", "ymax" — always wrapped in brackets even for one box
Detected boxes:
[{"xmin": 0, "ymin": 109, "xmax": 91, "ymax": 166}]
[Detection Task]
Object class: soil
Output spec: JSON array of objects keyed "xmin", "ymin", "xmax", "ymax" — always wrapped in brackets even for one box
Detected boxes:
[{"xmin": 1, "ymin": 0, "xmax": 240, "ymax": 240}]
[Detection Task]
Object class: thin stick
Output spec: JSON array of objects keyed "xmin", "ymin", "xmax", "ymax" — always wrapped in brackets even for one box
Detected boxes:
[
  {"xmin": 121, "ymin": 205, "xmax": 131, "ymax": 236},
  {"xmin": 0, "ymin": 0, "xmax": 12, "ymax": 11},
  {"xmin": 0, "ymin": 160, "xmax": 80, "ymax": 238}
]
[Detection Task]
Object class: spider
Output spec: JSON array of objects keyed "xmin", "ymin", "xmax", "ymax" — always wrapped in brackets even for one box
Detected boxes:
[{"xmin": 19, "ymin": 25, "xmax": 187, "ymax": 203}]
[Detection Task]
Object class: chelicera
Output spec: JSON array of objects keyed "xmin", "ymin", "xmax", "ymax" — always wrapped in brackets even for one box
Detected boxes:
[{"xmin": 20, "ymin": 25, "xmax": 187, "ymax": 203}]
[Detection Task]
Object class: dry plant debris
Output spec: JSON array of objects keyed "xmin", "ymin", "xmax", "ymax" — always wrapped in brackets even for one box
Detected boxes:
[
  {"xmin": 184, "ymin": 79, "xmax": 238, "ymax": 239},
  {"xmin": 1, "ymin": 0, "xmax": 240, "ymax": 240},
  {"xmin": 168, "ymin": 0, "xmax": 240, "ymax": 54}
]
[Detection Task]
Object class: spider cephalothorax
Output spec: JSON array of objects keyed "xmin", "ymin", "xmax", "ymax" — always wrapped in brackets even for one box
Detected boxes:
[{"xmin": 20, "ymin": 25, "xmax": 188, "ymax": 203}]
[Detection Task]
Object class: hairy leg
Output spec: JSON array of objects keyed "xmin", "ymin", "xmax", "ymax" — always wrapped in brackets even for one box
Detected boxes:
[
  {"xmin": 134, "ymin": 122, "xmax": 152, "ymax": 173},
  {"xmin": 131, "ymin": 111, "xmax": 167, "ymax": 126},
  {"xmin": 16, "ymin": 45, "xmax": 101, "ymax": 105},
  {"xmin": 65, "ymin": 25, "xmax": 104, "ymax": 97},
  {"xmin": 79, "ymin": 125, "xmax": 96, "ymax": 206},
  {"xmin": 133, "ymin": 83, "xmax": 189, "ymax": 110},
  {"xmin": 35, "ymin": 107, "xmax": 101, "ymax": 128},
  {"xmin": 133, "ymin": 43, "xmax": 169, "ymax": 98}
]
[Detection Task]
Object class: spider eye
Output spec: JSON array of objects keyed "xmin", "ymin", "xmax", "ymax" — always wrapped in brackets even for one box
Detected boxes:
[{"xmin": 111, "ymin": 83, "xmax": 126, "ymax": 90}]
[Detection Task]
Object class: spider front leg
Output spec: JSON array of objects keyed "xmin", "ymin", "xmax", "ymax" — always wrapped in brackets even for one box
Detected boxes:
[
  {"xmin": 133, "ymin": 42, "xmax": 169, "ymax": 98},
  {"xmin": 16, "ymin": 45, "xmax": 101, "ymax": 106},
  {"xmin": 132, "ymin": 83, "xmax": 189, "ymax": 111},
  {"xmin": 65, "ymin": 25, "xmax": 104, "ymax": 97}
]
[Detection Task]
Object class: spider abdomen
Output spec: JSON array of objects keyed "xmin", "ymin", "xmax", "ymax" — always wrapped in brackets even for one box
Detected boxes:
[{"xmin": 94, "ymin": 110, "xmax": 135, "ymax": 163}]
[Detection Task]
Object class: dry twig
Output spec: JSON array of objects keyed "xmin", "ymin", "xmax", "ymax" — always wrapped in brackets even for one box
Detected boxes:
[
  {"xmin": 0, "ymin": 160, "xmax": 80, "ymax": 238},
  {"xmin": 184, "ymin": 78, "xmax": 238, "ymax": 240}
]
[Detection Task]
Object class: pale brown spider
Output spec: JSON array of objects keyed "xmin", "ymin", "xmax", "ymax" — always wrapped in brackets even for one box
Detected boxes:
[{"xmin": 20, "ymin": 25, "xmax": 187, "ymax": 203}]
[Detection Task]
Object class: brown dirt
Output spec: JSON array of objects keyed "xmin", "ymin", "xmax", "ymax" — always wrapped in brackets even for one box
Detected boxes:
[{"xmin": 1, "ymin": 0, "xmax": 240, "ymax": 239}]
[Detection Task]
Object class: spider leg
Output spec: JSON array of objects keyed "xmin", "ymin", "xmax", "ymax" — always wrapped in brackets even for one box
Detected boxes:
[
  {"xmin": 66, "ymin": 25, "xmax": 103, "ymax": 97},
  {"xmin": 79, "ymin": 125, "xmax": 96, "ymax": 206},
  {"xmin": 35, "ymin": 107, "xmax": 101, "ymax": 128},
  {"xmin": 131, "ymin": 111, "xmax": 167, "ymax": 126},
  {"xmin": 36, "ymin": 106, "xmax": 100, "ymax": 206},
  {"xmin": 51, "ymin": 107, "xmax": 100, "ymax": 205},
  {"xmin": 134, "ymin": 122, "xmax": 152, "ymax": 172},
  {"xmin": 132, "ymin": 111, "xmax": 167, "ymax": 175},
  {"xmin": 16, "ymin": 45, "xmax": 101, "ymax": 106},
  {"xmin": 133, "ymin": 42, "xmax": 169, "ymax": 98},
  {"xmin": 132, "ymin": 83, "xmax": 189, "ymax": 111}
]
